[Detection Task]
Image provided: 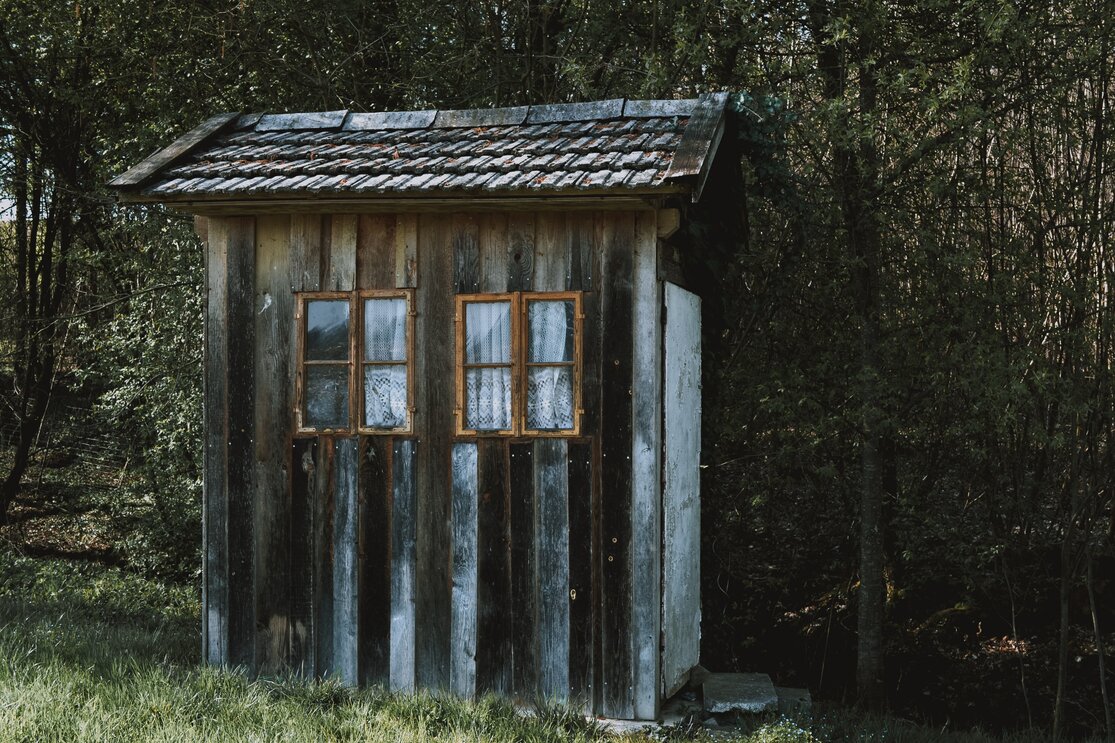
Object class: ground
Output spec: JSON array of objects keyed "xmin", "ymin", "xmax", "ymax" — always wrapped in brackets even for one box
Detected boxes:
[{"xmin": 0, "ymin": 453, "xmax": 1103, "ymax": 741}]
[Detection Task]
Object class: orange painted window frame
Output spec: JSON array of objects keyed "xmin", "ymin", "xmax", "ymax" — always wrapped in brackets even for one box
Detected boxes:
[
  {"xmin": 295, "ymin": 289, "xmax": 415, "ymax": 435},
  {"xmin": 454, "ymin": 291, "xmax": 584, "ymax": 437}
]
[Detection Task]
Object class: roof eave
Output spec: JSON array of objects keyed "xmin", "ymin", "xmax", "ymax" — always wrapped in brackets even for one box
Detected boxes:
[
  {"xmin": 108, "ymin": 112, "xmax": 242, "ymax": 191},
  {"xmin": 664, "ymin": 91, "xmax": 730, "ymax": 203},
  {"xmin": 114, "ymin": 185, "xmax": 690, "ymax": 214}
]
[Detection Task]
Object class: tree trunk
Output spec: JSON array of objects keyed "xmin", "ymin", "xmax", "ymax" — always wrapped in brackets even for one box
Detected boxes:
[
  {"xmin": 804, "ymin": 0, "xmax": 888, "ymax": 707},
  {"xmin": 1086, "ymin": 554, "xmax": 1112, "ymax": 740},
  {"xmin": 856, "ymin": 312, "xmax": 886, "ymax": 708},
  {"xmin": 1053, "ymin": 532, "xmax": 1072, "ymax": 741},
  {"xmin": 0, "ymin": 435, "xmax": 32, "ymax": 525}
]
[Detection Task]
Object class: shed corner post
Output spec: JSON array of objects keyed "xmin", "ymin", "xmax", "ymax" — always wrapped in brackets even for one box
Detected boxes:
[{"xmin": 631, "ymin": 210, "xmax": 663, "ymax": 719}]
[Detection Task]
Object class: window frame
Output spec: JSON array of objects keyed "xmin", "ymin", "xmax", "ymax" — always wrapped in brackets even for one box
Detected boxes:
[
  {"xmin": 295, "ymin": 289, "xmax": 415, "ymax": 436},
  {"xmin": 356, "ymin": 288, "xmax": 416, "ymax": 435},
  {"xmin": 454, "ymin": 291, "xmax": 583, "ymax": 438},
  {"xmin": 520, "ymin": 291, "xmax": 583, "ymax": 437}
]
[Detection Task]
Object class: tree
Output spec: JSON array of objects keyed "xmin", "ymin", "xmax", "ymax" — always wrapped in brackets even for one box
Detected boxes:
[{"xmin": 0, "ymin": 2, "xmax": 103, "ymax": 522}]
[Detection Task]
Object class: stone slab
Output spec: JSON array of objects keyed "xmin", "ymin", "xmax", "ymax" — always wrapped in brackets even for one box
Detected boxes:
[{"xmin": 703, "ymin": 672, "xmax": 779, "ymax": 714}]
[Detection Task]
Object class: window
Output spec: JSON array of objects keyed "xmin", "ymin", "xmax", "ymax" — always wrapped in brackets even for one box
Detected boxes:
[
  {"xmin": 455, "ymin": 292, "xmax": 582, "ymax": 436},
  {"xmin": 297, "ymin": 290, "xmax": 414, "ymax": 434}
]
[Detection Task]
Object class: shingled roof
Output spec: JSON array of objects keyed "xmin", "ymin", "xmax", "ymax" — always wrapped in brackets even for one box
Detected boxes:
[{"xmin": 110, "ymin": 93, "xmax": 729, "ymax": 204}]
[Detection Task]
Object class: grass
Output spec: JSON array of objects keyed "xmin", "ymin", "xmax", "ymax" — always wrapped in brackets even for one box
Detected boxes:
[{"xmin": 0, "ymin": 551, "xmax": 1095, "ymax": 742}]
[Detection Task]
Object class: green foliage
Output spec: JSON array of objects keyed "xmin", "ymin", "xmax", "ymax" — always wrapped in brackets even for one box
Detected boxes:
[{"xmin": 77, "ymin": 215, "xmax": 205, "ymax": 580}]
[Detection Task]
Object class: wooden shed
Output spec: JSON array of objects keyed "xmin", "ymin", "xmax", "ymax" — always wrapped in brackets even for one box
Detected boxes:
[{"xmin": 109, "ymin": 93, "xmax": 738, "ymax": 720}]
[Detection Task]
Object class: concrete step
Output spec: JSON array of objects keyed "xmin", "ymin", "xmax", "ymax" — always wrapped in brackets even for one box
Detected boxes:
[{"xmin": 703, "ymin": 672, "xmax": 779, "ymax": 714}]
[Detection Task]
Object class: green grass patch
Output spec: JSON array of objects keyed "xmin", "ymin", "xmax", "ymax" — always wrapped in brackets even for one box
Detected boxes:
[{"xmin": 0, "ymin": 552, "xmax": 1095, "ymax": 742}]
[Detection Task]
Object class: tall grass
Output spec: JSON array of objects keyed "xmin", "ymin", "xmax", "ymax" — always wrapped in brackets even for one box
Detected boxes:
[
  {"xmin": 0, "ymin": 552, "xmax": 1096, "ymax": 741},
  {"xmin": 0, "ymin": 553, "xmax": 632, "ymax": 742}
]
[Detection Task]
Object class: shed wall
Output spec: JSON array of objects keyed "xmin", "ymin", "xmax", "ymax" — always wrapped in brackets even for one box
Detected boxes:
[{"xmin": 202, "ymin": 209, "xmax": 668, "ymax": 717}]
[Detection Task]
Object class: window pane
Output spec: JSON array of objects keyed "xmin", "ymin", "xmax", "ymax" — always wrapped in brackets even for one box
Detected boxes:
[
  {"xmin": 306, "ymin": 300, "xmax": 350, "ymax": 361},
  {"xmin": 364, "ymin": 298, "xmax": 407, "ymax": 362},
  {"xmin": 527, "ymin": 366, "xmax": 574, "ymax": 430},
  {"xmin": 305, "ymin": 365, "xmax": 349, "ymax": 428},
  {"xmin": 465, "ymin": 301, "xmax": 511, "ymax": 364},
  {"xmin": 364, "ymin": 364, "xmax": 407, "ymax": 428},
  {"xmin": 465, "ymin": 367, "xmax": 512, "ymax": 430},
  {"xmin": 527, "ymin": 300, "xmax": 574, "ymax": 363}
]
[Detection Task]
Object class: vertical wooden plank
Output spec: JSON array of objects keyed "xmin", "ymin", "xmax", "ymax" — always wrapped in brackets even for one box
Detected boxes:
[
  {"xmin": 290, "ymin": 214, "xmax": 323, "ymax": 291},
  {"xmin": 568, "ymin": 212, "xmax": 595, "ymax": 292},
  {"xmin": 577, "ymin": 214, "xmax": 602, "ymax": 714},
  {"xmin": 357, "ymin": 213, "xmax": 397, "ymax": 290},
  {"xmin": 204, "ymin": 218, "xmax": 230, "ymax": 667},
  {"xmin": 475, "ymin": 439, "xmax": 512, "ymax": 695},
  {"xmin": 414, "ymin": 213, "xmax": 454, "ymax": 689},
  {"xmin": 395, "ymin": 213, "xmax": 418, "ymax": 288},
  {"xmin": 288, "ymin": 214, "xmax": 319, "ymax": 676},
  {"xmin": 194, "ymin": 215, "xmax": 210, "ymax": 247},
  {"xmin": 536, "ymin": 438, "xmax": 570, "ymax": 702},
  {"xmin": 599, "ymin": 212, "xmax": 635, "ymax": 718},
  {"xmin": 579, "ymin": 215, "xmax": 602, "ymax": 435},
  {"xmin": 390, "ymin": 438, "xmax": 417, "ymax": 691},
  {"xmin": 290, "ymin": 438, "xmax": 317, "ymax": 676},
  {"xmin": 225, "ymin": 216, "xmax": 256, "ymax": 670},
  {"xmin": 507, "ymin": 213, "xmax": 535, "ymax": 291},
  {"xmin": 313, "ymin": 438, "xmax": 335, "ymax": 677},
  {"xmin": 453, "ymin": 214, "xmax": 480, "ymax": 294},
  {"xmin": 319, "ymin": 215, "xmax": 333, "ymax": 287},
  {"xmin": 662, "ymin": 283, "xmax": 702, "ymax": 698},
  {"xmin": 631, "ymin": 212, "xmax": 662, "ymax": 719},
  {"xmin": 253, "ymin": 214, "xmax": 293, "ymax": 675},
  {"xmin": 329, "ymin": 214, "xmax": 357, "ymax": 291},
  {"xmin": 567, "ymin": 441, "xmax": 594, "ymax": 710},
  {"xmin": 533, "ymin": 212, "xmax": 571, "ymax": 292},
  {"xmin": 509, "ymin": 442, "xmax": 537, "ymax": 699},
  {"xmin": 450, "ymin": 442, "xmax": 479, "ymax": 698},
  {"xmin": 479, "ymin": 213, "xmax": 509, "ymax": 293},
  {"xmin": 360, "ymin": 437, "xmax": 392, "ymax": 685},
  {"xmin": 333, "ymin": 437, "xmax": 360, "ymax": 685},
  {"xmin": 197, "ymin": 198, "xmax": 211, "ymax": 667}
]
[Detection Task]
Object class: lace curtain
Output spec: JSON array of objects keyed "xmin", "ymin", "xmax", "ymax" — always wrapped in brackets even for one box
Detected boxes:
[
  {"xmin": 364, "ymin": 298, "xmax": 408, "ymax": 428},
  {"xmin": 527, "ymin": 300, "xmax": 574, "ymax": 430},
  {"xmin": 464, "ymin": 301, "xmax": 512, "ymax": 430}
]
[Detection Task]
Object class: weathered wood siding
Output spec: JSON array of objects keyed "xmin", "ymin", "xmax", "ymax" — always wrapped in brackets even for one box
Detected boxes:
[
  {"xmin": 253, "ymin": 215, "xmax": 293, "ymax": 674},
  {"xmin": 631, "ymin": 213, "xmax": 662, "ymax": 720},
  {"xmin": 204, "ymin": 216, "xmax": 256, "ymax": 668},
  {"xmin": 203, "ymin": 208, "xmax": 683, "ymax": 719},
  {"xmin": 662, "ymin": 282, "xmax": 702, "ymax": 699}
]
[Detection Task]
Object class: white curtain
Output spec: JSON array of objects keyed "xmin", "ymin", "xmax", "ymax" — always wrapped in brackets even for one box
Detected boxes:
[
  {"xmin": 364, "ymin": 298, "xmax": 407, "ymax": 361},
  {"xmin": 465, "ymin": 302, "xmax": 512, "ymax": 429},
  {"xmin": 364, "ymin": 298, "xmax": 408, "ymax": 427},
  {"xmin": 527, "ymin": 300, "xmax": 574, "ymax": 429},
  {"xmin": 364, "ymin": 366, "xmax": 406, "ymax": 427},
  {"xmin": 527, "ymin": 367, "xmax": 573, "ymax": 429}
]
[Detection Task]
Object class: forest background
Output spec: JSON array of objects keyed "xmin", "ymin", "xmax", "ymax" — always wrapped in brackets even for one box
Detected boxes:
[{"xmin": 0, "ymin": 0, "xmax": 1112, "ymax": 739}]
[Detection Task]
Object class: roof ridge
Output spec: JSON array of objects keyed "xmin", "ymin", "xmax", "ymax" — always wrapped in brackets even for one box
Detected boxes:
[{"xmin": 239, "ymin": 97, "xmax": 702, "ymax": 134}]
